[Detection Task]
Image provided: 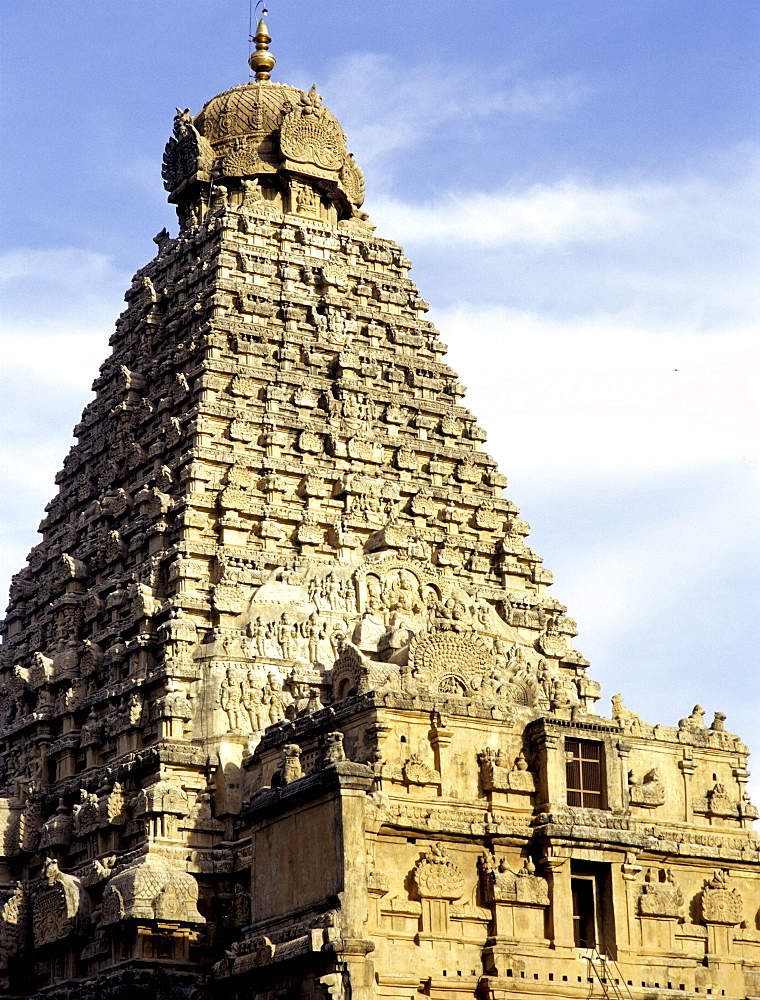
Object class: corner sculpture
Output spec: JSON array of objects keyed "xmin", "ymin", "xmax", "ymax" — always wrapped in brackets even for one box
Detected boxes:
[{"xmin": 0, "ymin": 20, "xmax": 758, "ymax": 1000}]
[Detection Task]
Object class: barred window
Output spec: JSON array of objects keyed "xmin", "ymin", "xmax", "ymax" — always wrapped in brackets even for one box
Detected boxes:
[{"xmin": 565, "ymin": 739, "xmax": 603, "ymax": 808}]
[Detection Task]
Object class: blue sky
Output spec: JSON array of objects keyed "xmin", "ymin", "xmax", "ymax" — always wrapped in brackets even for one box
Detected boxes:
[{"xmin": 1, "ymin": 1, "xmax": 758, "ymax": 792}]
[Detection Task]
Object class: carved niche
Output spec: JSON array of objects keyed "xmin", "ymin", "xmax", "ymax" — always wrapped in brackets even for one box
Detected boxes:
[
  {"xmin": 132, "ymin": 780, "xmax": 189, "ymax": 840},
  {"xmin": 478, "ymin": 748, "xmax": 536, "ymax": 796},
  {"xmin": 479, "ymin": 855, "xmax": 549, "ymax": 908},
  {"xmin": 637, "ymin": 868, "xmax": 683, "ymax": 918},
  {"xmin": 479, "ymin": 854, "xmax": 549, "ymax": 947},
  {"xmin": 32, "ymin": 859, "xmax": 87, "ymax": 947},
  {"xmin": 332, "ymin": 641, "xmax": 391, "ymax": 702},
  {"xmin": 410, "ymin": 843, "xmax": 465, "ymax": 939}
]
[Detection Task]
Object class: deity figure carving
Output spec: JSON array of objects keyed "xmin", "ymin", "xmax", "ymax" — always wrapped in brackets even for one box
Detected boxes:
[
  {"xmin": 364, "ymin": 575, "xmax": 384, "ymax": 616},
  {"xmin": 264, "ymin": 673, "xmax": 292, "ymax": 725},
  {"xmin": 80, "ymin": 712, "xmax": 102, "ymax": 749},
  {"xmin": 99, "ymin": 782, "xmax": 128, "ymax": 828},
  {"xmin": 244, "ymin": 668, "xmax": 268, "ymax": 732},
  {"xmin": 301, "ymin": 613, "xmax": 326, "ymax": 664},
  {"xmin": 478, "ymin": 748, "xmax": 536, "ymax": 794},
  {"xmin": 293, "ymin": 181, "xmax": 321, "ymax": 216},
  {"xmin": 384, "ymin": 570, "xmax": 424, "ymax": 618},
  {"xmin": 220, "ymin": 666, "xmax": 247, "ymax": 732},
  {"xmin": 328, "ymin": 620, "xmax": 348, "ymax": 662},
  {"xmin": 73, "ymin": 790, "xmax": 100, "ymax": 837},
  {"xmin": 233, "ymin": 882, "xmax": 252, "ymax": 926},
  {"xmin": 116, "ymin": 690, "xmax": 144, "ymax": 731},
  {"xmin": 407, "ymin": 535, "xmax": 431, "ymax": 561},
  {"xmin": 288, "ymin": 679, "xmax": 312, "ymax": 718},
  {"xmin": 574, "ymin": 669, "xmax": 599, "ymax": 708},
  {"xmin": 248, "ymin": 616, "xmax": 269, "ymax": 657},
  {"xmin": 704, "ymin": 781, "xmax": 736, "ymax": 818},
  {"xmin": 325, "ymin": 574, "xmax": 345, "ymax": 611},
  {"xmin": 274, "ymin": 613, "xmax": 298, "ymax": 660}
]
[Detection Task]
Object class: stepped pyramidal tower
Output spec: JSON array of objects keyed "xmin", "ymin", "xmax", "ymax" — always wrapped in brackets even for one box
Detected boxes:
[{"xmin": 1, "ymin": 23, "xmax": 758, "ymax": 1000}]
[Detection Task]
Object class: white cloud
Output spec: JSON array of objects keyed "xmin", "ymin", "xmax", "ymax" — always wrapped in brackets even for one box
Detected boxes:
[
  {"xmin": 437, "ymin": 305, "xmax": 760, "ymax": 481},
  {"xmin": 558, "ymin": 478, "xmax": 758, "ymax": 643},
  {"xmin": 504, "ymin": 77, "xmax": 588, "ymax": 117},
  {"xmin": 433, "ymin": 301, "xmax": 760, "ymax": 786},
  {"xmin": 0, "ymin": 248, "xmax": 127, "ymax": 381},
  {"xmin": 375, "ymin": 180, "xmax": 643, "ymax": 244},
  {"xmin": 0, "ymin": 249, "xmax": 122, "ymax": 588},
  {"xmin": 0, "ymin": 248, "xmax": 117, "ymax": 284},
  {"xmin": 0, "ymin": 247, "xmax": 130, "ymax": 333},
  {"xmin": 370, "ymin": 152, "xmax": 760, "ymax": 250},
  {"xmin": 0, "ymin": 250, "xmax": 121, "ymax": 363},
  {"xmin": 313, "ymin": 53, "xmax": 588, "ymax": 171},
  {"xmin": 369, "ymin": 148, "xmax": 760, "ymax": 336},
  {"xmin": 547, "ymin": 462, "xmax": 760, "ymax": 799},
  {"xmin": 1, "ymin": 328, "xmax": 107, "ymax": 389}
]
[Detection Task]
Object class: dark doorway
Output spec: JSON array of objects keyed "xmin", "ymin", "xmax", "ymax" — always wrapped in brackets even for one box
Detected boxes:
[{"xmin": 571, "ymin": 875, "xmax": 596, "ymax": 948}]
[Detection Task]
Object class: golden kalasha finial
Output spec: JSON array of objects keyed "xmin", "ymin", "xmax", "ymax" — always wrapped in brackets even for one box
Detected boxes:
[{"xmin": 249, "ymin": 18, "xmax": 276, "ymax": 81}]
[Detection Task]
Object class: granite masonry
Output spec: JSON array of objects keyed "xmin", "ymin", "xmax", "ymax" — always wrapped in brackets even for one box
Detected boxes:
[{"xmin": 1, "ymin": 23, "xmax": 758, "ymax": 1000}]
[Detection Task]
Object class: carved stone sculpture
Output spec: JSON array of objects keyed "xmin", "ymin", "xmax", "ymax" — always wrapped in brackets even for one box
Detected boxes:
[
  {"xmin": 628, "ymin": 768, "xmax": 666, "ymax": 808},
  {"xmin": 638, "ymin": 868, "xmax": 684, "ymax": 917},
  {"xmin": 480, "ymin": 855, "xmax": 550, "ymax": 907},
  {"xmin": 0, "ymin": 19, "xmax": 757, "ymax": 1000},
  {"xmin": 701, "ymin": 869, "xmax": 743, "ymax": 925},
  {"xmin": 413, "ymin": 843, "xmax": 465, "ymax": 901}
]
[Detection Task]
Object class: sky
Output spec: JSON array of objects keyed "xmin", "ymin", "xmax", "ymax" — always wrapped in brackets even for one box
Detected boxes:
[{"xmin": 1, "ymin": 1, "xmax": 758, "ymax": 795}]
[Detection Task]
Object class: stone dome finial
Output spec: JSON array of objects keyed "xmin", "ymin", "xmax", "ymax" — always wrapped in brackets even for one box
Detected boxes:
[
  {"xmin": 162, "ymin": 22, "xmax": 368, "ymax": 227},
  {"xmin": 249, "ymin": 18, "xmax": 276, "ymax": 81}
]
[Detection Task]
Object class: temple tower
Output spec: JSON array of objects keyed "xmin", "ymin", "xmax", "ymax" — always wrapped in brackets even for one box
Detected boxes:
[{"xmin": 1, "ymin": 25, "xmax": 758, "ymax": 1000}]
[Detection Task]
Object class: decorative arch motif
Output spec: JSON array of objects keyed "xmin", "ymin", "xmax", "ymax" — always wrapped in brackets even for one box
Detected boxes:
[
  {"xmin": 280, "ymin": 87, "xmax": 346, "ymax": 172},
  {"xmin": 32, "ymin": 860, "xmax": 86, "ymax": 947},
  {"xmin": 409, "ymin": 631, "xmax": 489, "ymax": 689},
  {"xmin": 412, "ymin": 843, "xmax": 465, "ymax": 900}
]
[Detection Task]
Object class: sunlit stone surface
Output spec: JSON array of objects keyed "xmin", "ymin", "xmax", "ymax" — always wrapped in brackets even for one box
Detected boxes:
[{"xmin": 0, "ymin": 24, "xmax": 758, "ymax": 1000}]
